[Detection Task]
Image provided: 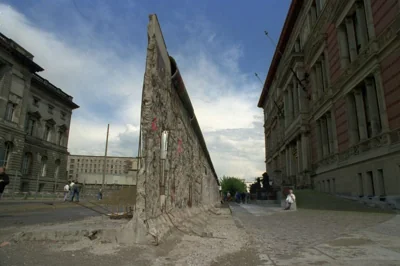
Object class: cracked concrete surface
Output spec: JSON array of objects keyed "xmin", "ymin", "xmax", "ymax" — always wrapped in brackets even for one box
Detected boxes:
[{"xmin": 1, "ymin": 204, "xmax": 400, "ymax": 265}]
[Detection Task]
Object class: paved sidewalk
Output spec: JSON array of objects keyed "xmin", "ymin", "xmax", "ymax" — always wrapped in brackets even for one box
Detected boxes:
[{"xmin": 223, "ymin": 203, "xmax": 400, "ymax": 265}]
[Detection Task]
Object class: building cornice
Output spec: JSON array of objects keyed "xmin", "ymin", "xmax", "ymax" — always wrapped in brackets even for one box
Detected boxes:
[
  {"xmin": 32, "ymin": 74, "xmax": 79, "ymax": 110},
  {"xmin": 257, "ymin": 0, "xmax": 304, "ymax": 108},
  {"xmin": 0, "ymin": 32, "xmax": 44, "ymax": 73}
]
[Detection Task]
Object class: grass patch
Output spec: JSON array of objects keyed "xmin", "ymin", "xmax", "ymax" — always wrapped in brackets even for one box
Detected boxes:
[{"xmin": 296, "ymin": 190, "xmax": 395, "ymax": 214}]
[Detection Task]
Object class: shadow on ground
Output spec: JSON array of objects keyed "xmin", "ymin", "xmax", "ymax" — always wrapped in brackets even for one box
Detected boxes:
[{"xmin": 296, "ymin": 190, "xmax": 395, "ymax": 214}]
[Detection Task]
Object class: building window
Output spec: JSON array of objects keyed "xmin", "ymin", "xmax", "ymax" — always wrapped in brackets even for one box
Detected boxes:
[
  {"xmin": 48, "ymin": 104, "xmax": 54, "ymax": 114},
  {"xmin": 54, "ymin": 159, "xmax": 60, "ymax": 180},
  {"xmin": 70, "ymin": 159, "xmax": 75, "ymax": 163},
  {"xmin": 25, "ymin": 117, "xmax": 36, "ymax": 136},
  {"xmin": 1, "ymin": 141, "xmax": 13, "ymax": 167},
  {"xmin": 44, "ymin": 125, "xmax": 52, "ymax": 142},
  {"xmin": 337, "ymin": 1, "xmax": 369, "ymax": 68},
  {"xmin": 21, "ymin": 152, "xmax": 33, "ymax": 174},
  {"xmin": 316, "ymin": 111, "xmax": 334, "ymax": 159},
  {"xmin": 33, "ymin": 97, "xmax": 40, "ymax": 107},
  {"xmin": 60, "ymin": 111, "xmax": 66, "ymax": 120},
  {"xmin": 310, "ymin": 53, "xmax": 330, "ymax": 101},
  {"xmin": 346, "ymin": 77, "xmax": 382, "ymax": 144},
  {"xmin": 57, "ymin": 131, "xmax": 64, "ymax": 146},
  {"xmin": 5, "ymin": 102, "xmax": 15, "ymax": 122},
  {"xmin": 41, "ymin": 156, "xmax": 48, "ymax": 177}
]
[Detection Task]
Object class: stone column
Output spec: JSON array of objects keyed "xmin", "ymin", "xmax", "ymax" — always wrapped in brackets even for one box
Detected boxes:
[
  {"xmin": 315, "ymin": 63, "xmax": 323, "ymax": 99},
  {"xmin": 345, "ymin": 17, "xmax": 358, "ymax": 62},
  {"xmin": 337, "ymin": 25, "xmax": 350, "ymax": 68},
  {"xmin": 321, "ymin": 117, "xmax": 329, "ymax": 157},
  {"xmin": 288, "ymin": 144, "xmax": 293, "ymax": 178},
  {"xmin": 287, "ymin": 85, "xmax": 294, "ymax": 125},
  {"xmin": 326, "ymin": 112, "xmax": 334, "ymax": 154},
  {"xmin": 316, "ymin": 120, "xmax": 323, "ymax": 160},
  {"xmin": 301, "ymin": 133, "xmax": 309, "ymax": 171},
  {"xmin": 296, "ymin": 137, "xmax": 302, "ymax": 174},
  {"xmin": 310, "ymin": 6, "xmax": 317, "ymax": 25},
  {"xmin": 293, "ymin": 77, "xmax": 299, "ymax": 117},
  {"xmin": 355, "ymin": 1, "xmax": 369, "ymax": 49},
  {"xmin": 0, "ymin": 67, "xmax": 12, "ymax": 121},
  {"xmin": 373, "ymin": 70, "xmax": 389, "ymax": 133},
  {"xmin": 354, "ymin": 89, "xmax": 368, "ymax": 140},
  {"xmin": 285, "ymin": 147, "xmax": 289, "ymax": 177},
  {"xmin": 320, "ymin": 55, "xmax": 328, "ymax": 91},
  {"xmin": 364, "ymin": 78, "xmax": 381, "ymax": 136},
  {"xmin": 284, "ymin": 91, "xmax": 289, "ymax": 128},
  {"xmin": 297, "ymin": 70, "xmax": 308, "ymax": 113},
  {"xmin": 346, "ymin": 94, "xmax": 360, "ymax": 145}
]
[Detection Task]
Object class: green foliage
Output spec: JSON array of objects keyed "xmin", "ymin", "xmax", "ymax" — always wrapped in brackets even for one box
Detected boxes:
[{"xmin": 220, "ymin": 176, "xmax": 247, "ymax": 195}]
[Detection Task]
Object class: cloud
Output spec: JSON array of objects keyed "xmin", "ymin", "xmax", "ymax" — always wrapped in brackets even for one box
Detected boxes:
[{"xmin": 0, "ymin": 2, "xmax": 265, "ymax": 181}]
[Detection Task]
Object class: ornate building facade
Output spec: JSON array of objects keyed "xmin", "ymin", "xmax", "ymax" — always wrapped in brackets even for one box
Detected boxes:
[
  {"xmin": 258, "ymin": 0, "xmax": 400, "ymax": 204},
  {"xmin": 0, "ymin": 32, "xmax": 79, "ymax": 193}
]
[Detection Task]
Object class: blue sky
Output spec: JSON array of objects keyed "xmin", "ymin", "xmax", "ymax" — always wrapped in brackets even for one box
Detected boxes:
[{"xmin": 0, "ymin": 0, "xmax": 290, "ymax": 180}]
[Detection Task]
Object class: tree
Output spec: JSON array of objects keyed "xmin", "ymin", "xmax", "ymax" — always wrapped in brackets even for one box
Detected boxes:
[{"xmin": 220, "ymin": 176, "xmax": 247, "ymax": 196}]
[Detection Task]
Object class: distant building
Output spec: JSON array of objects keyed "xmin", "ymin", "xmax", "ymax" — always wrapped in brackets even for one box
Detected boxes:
[
  {"xmin": 66, "ymin": 155, "xmax": 138, "ymax": 185},
  {"xmin": 258, "ymin": 0, "xmax": 400, "ymax": 204},
  {"xmin": 0, "ymin": 32, "xmax": 79, "ymax": 193}
]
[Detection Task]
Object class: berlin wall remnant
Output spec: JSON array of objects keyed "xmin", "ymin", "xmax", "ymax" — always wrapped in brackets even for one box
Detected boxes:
[{"xmin": 123, "ymin": 14, "xmax": 220, "ymax": 245}]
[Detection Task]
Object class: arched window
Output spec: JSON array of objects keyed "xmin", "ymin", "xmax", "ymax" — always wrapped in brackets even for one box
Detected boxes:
[
  {"xmin": 21, "ymin": 152, "xmax": 33, "ymax": 174},
  {"xmin": 41, "ymin": 156, "xmax": 48, "ymax": 177},
  {"xmin": 54, "ymin": 159, "xmax": 60, "ymax": 179},
  {"xmin": 1, "ymin": 141, "xmax": 13, "ymax": 167}
]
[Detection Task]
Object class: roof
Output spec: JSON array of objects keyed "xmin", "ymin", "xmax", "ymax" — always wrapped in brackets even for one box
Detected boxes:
[
  {"xmin": 257, "ymin": 0, "xmax": 303, "ymax": 108},
  {"xmin": 32, "ymin": 74, "xmax": 80, "ymax": 109},
  {"xmin": 0, "ymin": 32, "xmax": 44, "ymax": 72}
]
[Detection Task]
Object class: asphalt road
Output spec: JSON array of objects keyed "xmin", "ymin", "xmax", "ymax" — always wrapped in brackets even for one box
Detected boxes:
[{"xmin": 0, "ymin": 202, "xmax": 102, "ymax": 228}]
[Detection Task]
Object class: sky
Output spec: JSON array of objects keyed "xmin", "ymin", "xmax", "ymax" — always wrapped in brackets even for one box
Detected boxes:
[{"xmin": 0, "ymin": 0, "xmax": 290, "ymax": 181}]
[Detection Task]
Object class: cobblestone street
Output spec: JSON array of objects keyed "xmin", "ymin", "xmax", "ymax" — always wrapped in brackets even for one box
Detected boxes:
[{"xmin": 213, "ymin": 203, "xmax": 400, "ymax": 265}]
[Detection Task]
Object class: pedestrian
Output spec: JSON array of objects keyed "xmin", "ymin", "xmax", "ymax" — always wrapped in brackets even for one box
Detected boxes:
[
  {"xmin": 284, "ymin": 189, "xmax": 296, "ymax": 210},
  {"xmin": 235, "ymin": 191, "xmax": 241, "ymax": 203},
  {"xmin": 0, "ymin": 167, "xmax": 10, "ymax": 200},
  {"xmin": 241, "ymin": 192, "xmax": 246, "ymax": 204},
  {"xmin": 227, "ymin": 191, "xmax": 231, "ymax": 201},
  {"xmin": 246, "ymin": 192, "xmax": 250, "ymax": 203},
  {"xmin": 70, "ymin": 180, "xmax": 80, "ymax": 202},
  {"xmin": 63, "ymin": 182, "xmax": 70, "ymax": 201},
  {"xmin": 98, "ymin": 188, "xmax": 103, "ymax": 200}
]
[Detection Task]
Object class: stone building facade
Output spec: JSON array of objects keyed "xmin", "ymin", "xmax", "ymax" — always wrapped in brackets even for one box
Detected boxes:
[
  {"xmin": 0, "ymin": 32, "xmax": 79, "ymax": 193},
  {"xmin": 66, "ymin": 154, "xmax": 138, "ymax": 184},
  {"xmin": 258, "ymin": 0, "xmax": 400, "ymax": 203}
]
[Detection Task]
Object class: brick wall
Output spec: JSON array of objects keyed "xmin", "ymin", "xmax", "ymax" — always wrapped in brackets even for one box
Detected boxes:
[
  {"xmin": 371, "ymin": 0, "xmax": 399, "ymax": 36},
  {"xmin": 381, "ymin": 52, "xmax": 400, "ymax": 130},
  {"xmin": 334, "ymin": 97, "xmax": 349, "ymax": 152},
  {"xmin": 326, "ymin": 23, "xmax": 341, "ymax": 83}
]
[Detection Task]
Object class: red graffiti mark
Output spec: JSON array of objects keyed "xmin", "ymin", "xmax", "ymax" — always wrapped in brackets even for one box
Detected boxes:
[
  {"xmin": 177, "ymin": 139, "xmax": 183, "ymax": 154},
  {"xmin": 151, "ymin": 118, "xmax": 157, "ymax": 131}
]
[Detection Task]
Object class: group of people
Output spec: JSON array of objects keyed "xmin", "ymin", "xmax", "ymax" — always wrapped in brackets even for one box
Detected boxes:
[
  {"xmin": 63, "ymin": 180, "xmax": 81, "ymax": 202},
  {"xmin": 222, "ymin": 189, "xmax": 296, "ymax": 210},
  {"xmin": 223, "ymin": 191, "xmax": 251, "ymax": 204}
]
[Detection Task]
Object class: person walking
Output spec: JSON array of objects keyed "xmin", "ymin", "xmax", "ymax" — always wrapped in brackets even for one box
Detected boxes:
[
  {"xmin": 284, "ymin": 189, "xmax": 296, "ymax": 210},
  {"xmin": 70, "ymin": 181, "xmax": 80, "ymax": 202},
  {"xmin": 63, "ymin": 183, "xmax": 70, "ymax": 201},
  {"xmin": 98, "ymin": 188, "xmax": 103, "ymax": 200},
  {"xmin": 0, "ymin": 167, "xmax": 10, "ymax": 200}
]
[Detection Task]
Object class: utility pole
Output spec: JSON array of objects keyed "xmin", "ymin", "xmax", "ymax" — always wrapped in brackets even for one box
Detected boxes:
[{"xmin": 102, "ymin": 124, "xmax": 110, "ymax": 189}]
